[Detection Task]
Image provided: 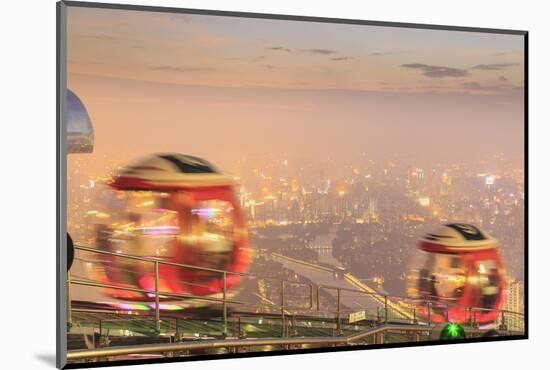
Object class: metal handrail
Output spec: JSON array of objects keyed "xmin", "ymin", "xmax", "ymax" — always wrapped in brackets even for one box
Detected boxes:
[
  {"xmin": 69, "ymin": 244, "xmax": 525, "ymax": 339},
  {"xmin": 67, "ymin": 319, "xmax": 526, "ymax": 362},
  {"xmin": 76, "ymin": 244, "xmax": 312, "ymax": 288},
  {"xmin": 74, "ymin": 244, "xmax": 525, "ymax": 316},
  {"xmin": 71, "ymin": 278, "xmax": 245, "ymax": 305},
  {"xmin": 66, "ymin": 324, "xmax": 431, "ymax": 361}
]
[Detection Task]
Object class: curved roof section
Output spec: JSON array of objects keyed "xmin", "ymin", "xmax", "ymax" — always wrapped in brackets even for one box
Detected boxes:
[
  {"xmin": 419, "ymin": 223, "xmax": 498, "ymax": 252},
  {"xmin": 110, "ymin": 153, "xmax": 233, "ymax": 191},
  {"xmin": 67, "ymin": 89, "xmax": 94, "ymax": 153}
]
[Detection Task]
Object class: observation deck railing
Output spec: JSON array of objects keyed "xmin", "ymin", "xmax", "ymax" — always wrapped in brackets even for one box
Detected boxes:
[{"xmin": 68, "ymin": 244, "xmax": 525, "ymax": 354}]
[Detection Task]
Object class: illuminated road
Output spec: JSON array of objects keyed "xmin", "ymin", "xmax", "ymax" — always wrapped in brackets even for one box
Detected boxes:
[
  {"xmin": 270, "ymin": 253, "xmax": 383, "ymax": 311},
  {"xmin": 270, "ymin": 252, "xmax": 413, "ymax": 320}
]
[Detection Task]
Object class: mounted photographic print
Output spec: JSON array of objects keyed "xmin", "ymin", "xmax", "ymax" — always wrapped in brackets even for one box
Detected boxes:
[{"xmin": 57, "ymin": 1, "xmax": 528, "ymax": 368}]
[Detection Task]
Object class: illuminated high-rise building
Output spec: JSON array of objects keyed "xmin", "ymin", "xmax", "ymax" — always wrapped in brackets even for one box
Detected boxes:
[
  {"xmin": 502, "ymin": 279, "xmax": 524, "ymax": 331},
  {"xmin": 440, "ymin": 172, "xmax": 452, "ymax": 196}
]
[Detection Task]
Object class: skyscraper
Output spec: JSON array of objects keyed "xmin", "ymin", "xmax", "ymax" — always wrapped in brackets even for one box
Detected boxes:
[{"xmin": 502, "ymin": 279, "xmax": 525, "ymax": 331}]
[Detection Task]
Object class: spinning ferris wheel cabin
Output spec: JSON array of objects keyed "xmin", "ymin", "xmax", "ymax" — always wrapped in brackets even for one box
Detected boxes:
[{"xmin": 407, "ymin": 223, "xmax": 506, "ymax": 324}]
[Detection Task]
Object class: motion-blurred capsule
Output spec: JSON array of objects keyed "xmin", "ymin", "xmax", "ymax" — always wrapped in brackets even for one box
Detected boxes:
[
  {"xmin": 88, "ymin": 153, "xmax": 251, "ymax": 306},
  {"xmin": 407, "ymin": 223, "xmax": 505, "ymax": 324}
]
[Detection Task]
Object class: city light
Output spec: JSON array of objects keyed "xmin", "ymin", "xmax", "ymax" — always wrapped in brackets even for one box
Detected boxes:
[{"xmin": 418, "ymin": 197, "xmax": 430, "ymax": 207}]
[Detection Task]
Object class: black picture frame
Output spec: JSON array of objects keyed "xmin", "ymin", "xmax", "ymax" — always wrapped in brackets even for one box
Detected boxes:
[{"xmin": 57, "ymin": 1, "xmax": 528, "ymax": 368}]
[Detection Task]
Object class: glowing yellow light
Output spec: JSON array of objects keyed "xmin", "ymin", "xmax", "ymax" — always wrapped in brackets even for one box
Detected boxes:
[
  {"xmin": 137, "ymin": 200, "xmax": 155, "ymax": 208},
  {"xmin": 418, "ymin": 197, "xmax": 430, "ymax": 207}
]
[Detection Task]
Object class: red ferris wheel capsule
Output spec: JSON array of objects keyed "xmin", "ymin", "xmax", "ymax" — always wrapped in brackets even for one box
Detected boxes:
[
  {"xmin": 88, "ymin": 153, "xmax": 251, "ymax": 307},
  {"xmin": 407, "ymin": 223, "xmax": 505, "ymax": 324}
]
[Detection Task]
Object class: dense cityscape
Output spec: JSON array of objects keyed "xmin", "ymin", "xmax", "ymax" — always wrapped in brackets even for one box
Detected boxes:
[{"xmin": 68, "ymin": 152, "xmax": 524, "ymax": 303}]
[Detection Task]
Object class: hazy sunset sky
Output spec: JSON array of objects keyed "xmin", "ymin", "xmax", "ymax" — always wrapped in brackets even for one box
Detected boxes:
[{"xmin": 66, "ymin": 6, "xmax": 525, "ymax": 174}]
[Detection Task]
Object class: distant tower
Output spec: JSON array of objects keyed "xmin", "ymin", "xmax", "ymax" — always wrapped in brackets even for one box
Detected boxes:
[
  {"xmin": 440, "ymin": 172, "xmax": 452, "ymax": 196},
  {"xmin": 368, "ymin": 198, "xmax": 378, "ymax": 223}
]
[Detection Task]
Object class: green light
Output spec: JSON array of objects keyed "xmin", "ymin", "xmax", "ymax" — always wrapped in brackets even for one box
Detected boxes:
[
  {"xmin": 440, "ymin": 322, "xmax": 466, "ymax": 340},
  {"xmin": 448, "ymin": 323, "xmax": 459, "ymax": 337}
]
